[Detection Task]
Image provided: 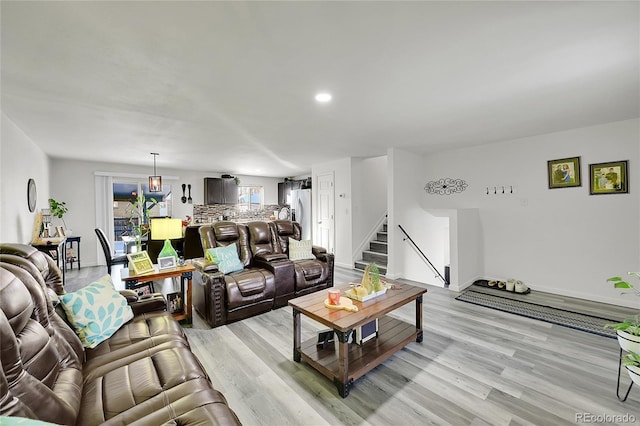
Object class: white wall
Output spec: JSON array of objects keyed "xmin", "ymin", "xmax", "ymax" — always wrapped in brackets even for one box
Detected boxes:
[
  {"xmin": 421, "ymin": 119, "xmax": 639, "ymax": 308},
  {"xmin": 351, "ymin": 156, "xmax": 388, "ymax": 259},
  {"xmin": 50, "ymin": 158, "xmax": 282, "ymax": 267},
  {"xmin": 451, "ymin": 208, "xmax": 484, "ymax": 291},
  {"xmin": 1, "ymin": 113, "xmax": 50, "ymax": 243},
  {"xmin": 387, "ymin": 148, "xmax": 446, "ymax": 284}
]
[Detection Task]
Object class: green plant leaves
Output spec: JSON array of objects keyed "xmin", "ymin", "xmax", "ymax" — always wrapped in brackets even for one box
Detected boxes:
[{"xmin": 622, "ymin": 351, "xmax": 640, "ymax": 367}]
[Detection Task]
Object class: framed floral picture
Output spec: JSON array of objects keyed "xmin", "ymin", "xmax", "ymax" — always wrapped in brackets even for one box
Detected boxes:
[
  {"xmin": 126, "ymin": 251, "xmax": 155, "ymax": 275},
  {"xmin": 548, "ymin": 156, "xmax": 581, "ymax": 189},
  {"xmin": 589, "ymin": 160, "xmax": 628, "ymax": 195}
]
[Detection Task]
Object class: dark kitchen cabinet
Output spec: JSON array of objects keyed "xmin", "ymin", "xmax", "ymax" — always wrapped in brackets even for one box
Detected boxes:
[
  {"xmin": 204, "ymin": 177, "xmax": 238, "ymax": 205},
  {"xmin": 278, "ymin": 179, "xmax": 303, "ymax": 205}
]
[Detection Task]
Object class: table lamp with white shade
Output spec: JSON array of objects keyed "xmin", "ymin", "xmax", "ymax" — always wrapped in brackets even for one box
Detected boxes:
[{"xmin": 151, "ymin": 218, "xmax": 183, "ymax": 261}]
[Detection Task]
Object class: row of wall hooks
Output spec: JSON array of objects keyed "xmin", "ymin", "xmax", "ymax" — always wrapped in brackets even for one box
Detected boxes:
[{"xmin": 486, "ymin": 186, "xmax": 514, "ymax": 194}]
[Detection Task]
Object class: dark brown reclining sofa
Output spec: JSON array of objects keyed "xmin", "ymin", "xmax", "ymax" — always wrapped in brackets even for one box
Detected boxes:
[
  {"xmin": 190, "ymin": 220, "xmax": 334, "ymax": 328},
  {"xmin": 0, "ymin": 243, "xmax": 240, "ymax": 425}
]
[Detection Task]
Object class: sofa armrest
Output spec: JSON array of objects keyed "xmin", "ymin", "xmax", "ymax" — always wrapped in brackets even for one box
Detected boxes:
[
  {"xmin": 314, "ymin": 251, "xmax": 334, "ymax": 289},
  {"xmin": 312, "ymin": 247, "xmax": 333, "ymax": 264},
  {"xmin": 254, "ymin": 253, "xmax": 288, "ymax": 262},
  {"xmin": 194, "ymin": 270, "xmax": 227, "ymax": 328},
  {"xmin": 312, "ymin": 246, "xmax": 327, "ymax": 256},
  {"xmin": 119, "ymin": 289, "xmax": 139, "ymax": 303},
  {"xmin": 130, "ymin": 293, "xmax": 167, "ymax": 315},
  {"xmin": 191, "ymin": 257, "xmax": 219, "ymax": 273},
  {"xmin": 119, "ymin": 290, "xmax": 167, "ymax": 315},
  {"xmin": 252, "ymin": 257, "xmax": 294, "ymax": 307}
]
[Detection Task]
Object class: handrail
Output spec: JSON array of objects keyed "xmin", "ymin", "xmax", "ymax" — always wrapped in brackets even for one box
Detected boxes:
[{"xmin": 398, "ymin": 224, "xmax": 448, "ymax": 286}]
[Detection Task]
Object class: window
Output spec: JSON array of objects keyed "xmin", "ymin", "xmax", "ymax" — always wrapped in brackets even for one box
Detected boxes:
[
  {"xmin": 112, "ymin": 180, "xmax": 172, "ymax": 252},
  {"xmin": 237, "ymin": 186, "xmax": 264, "ymax": 211}
]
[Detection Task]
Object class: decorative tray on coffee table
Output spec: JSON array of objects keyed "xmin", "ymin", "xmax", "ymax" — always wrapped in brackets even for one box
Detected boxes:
[{"xmin": 344, "ymin": 281, "xmax": 390, "ymax": 302}]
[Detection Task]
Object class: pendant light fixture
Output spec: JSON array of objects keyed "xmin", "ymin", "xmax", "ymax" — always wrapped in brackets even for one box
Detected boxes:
[{"xmin": 149, "ymin": 152, "xmax": 162, "ymax": 192}]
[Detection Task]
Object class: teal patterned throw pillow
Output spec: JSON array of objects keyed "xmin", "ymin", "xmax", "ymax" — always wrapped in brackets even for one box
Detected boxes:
[
  {"xmin": 59, "ymin": 274, "xmax": 133, "ymax": 348},
  {"xmin": 205, "ymin": 243, "xmax": 244, "ymax": 274}
]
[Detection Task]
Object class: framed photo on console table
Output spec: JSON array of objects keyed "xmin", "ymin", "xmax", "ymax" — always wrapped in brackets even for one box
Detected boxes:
[
  {"xmin": 590, "ymin": 160, "xmax": 628, "ymax": 195},
  {"xmin": 158, "ymin": 256, "xmax": 177, "ymax": 270},
  {"xmin": 167, "ymin": 292, "xmax": 183, "ymax": 314},
  {"xmin": 548, "ymin": 156, "xmax": 581, "ymax": 189},
  {"xmin": 126, "ymin": 251, "xmax": 155, "ymax": 275}
]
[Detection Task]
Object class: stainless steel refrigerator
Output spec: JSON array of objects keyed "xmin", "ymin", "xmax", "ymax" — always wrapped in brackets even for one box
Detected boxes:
[{"xmin": 289, "ymin": 189, "xmax": 312, "ymax": 240}]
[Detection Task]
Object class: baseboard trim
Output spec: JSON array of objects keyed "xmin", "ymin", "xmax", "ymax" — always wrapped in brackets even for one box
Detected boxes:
[{"xmin": 335, "ymin": 261, "xmax": 354, "ymax": 270}]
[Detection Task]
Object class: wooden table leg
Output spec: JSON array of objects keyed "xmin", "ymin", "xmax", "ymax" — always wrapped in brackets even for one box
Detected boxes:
[
  {"xmin": 334, "ymin": 329, "xmax": 353, "ymax": 397},
  {"xmin": 293, "ymin": 308, "xmax": 301, "ymax": 362},
  {"xmin": 184, "ymin": 272, "xmax": 193, "ymax": 326},
  {"xmin": 416, "ymin": 295, "xmax": 423, "ymax": 343},
  {"xmin": 60, "ymin": 243, "xmax": 66, "ymax": 287}
]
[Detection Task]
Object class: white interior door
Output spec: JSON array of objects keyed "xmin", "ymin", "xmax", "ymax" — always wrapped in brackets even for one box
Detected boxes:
[{"xmin": 316, "ymin": 173, "xmax": 334, "ymax": 253}]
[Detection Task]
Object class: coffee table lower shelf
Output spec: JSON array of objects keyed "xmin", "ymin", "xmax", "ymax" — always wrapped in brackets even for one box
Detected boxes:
[{"xmin": 299, "ymin": 315, "xmax": 417, "ymax": 396}]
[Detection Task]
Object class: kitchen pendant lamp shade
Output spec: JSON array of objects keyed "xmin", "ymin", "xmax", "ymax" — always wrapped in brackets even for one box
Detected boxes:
[
  {"xmin": 149, "ymin": 175, "xmax": 162, "ymax": 192},
  {"xmin": 149, "ymin": 153, "xmax": 162, "ymax": 192},
  {"xmin": 151, "ymin": 218, "xmax": 183, "ymax": 260}
]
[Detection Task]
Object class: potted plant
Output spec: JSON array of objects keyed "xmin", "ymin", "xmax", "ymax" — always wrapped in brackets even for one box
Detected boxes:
[
  {"xmin": 622, "ymin": 351, "xmax": 640, "ymax": 386},
  {"xmin": 606, "ymin": 315, "xmax": 640, "ymax": 354},
  {"xmin": 605, "ymin": 273, "xmax": 640, "ymax": 353},
  {"xmin": 608, "ymin": 273, "xmax": 640, "ymax": 296},
  {"xmin": 48, "ymin": 198, "xmax": 68, "ymax": 228},
  {"xmin": 125, "ymin": 193, "xmax": 157, "ymax": 251}
]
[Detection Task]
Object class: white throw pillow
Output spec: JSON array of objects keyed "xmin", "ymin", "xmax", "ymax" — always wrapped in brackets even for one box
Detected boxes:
[{"xmin": 288, "ymin": 238, "xmax": 315, "ymax": 261}]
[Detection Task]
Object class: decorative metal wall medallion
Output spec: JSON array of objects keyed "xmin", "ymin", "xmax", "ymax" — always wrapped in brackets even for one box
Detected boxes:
[{"xmin": 425, "ymin": 178, "xmax": 468, "ymax": 195}]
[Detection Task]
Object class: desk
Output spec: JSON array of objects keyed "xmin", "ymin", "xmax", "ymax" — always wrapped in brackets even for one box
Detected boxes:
[
  {"xmin": 120, "ymin": 263, "xmax": 195, "ymax": 325},
  {"xmin": 65, "ymin": 236, "xmax": 81, "ymax": 269},
  {"xmin": 32, "ymin": 240, "xmax": 66, "ymax": 286}
]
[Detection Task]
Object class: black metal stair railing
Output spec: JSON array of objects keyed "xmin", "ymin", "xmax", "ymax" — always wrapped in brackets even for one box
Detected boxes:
[{"xmin": 398, "ymin": 224, "xmax": 449, "ymax": 287}]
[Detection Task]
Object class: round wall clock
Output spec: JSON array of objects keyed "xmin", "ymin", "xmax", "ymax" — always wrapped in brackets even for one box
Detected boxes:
[{"xmin": 27, "ymin": 178, "xmax": 37, "ymax": 212}]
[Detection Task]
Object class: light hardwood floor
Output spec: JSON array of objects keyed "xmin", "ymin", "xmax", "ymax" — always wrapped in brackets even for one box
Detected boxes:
[{"xmin": 66, "ymin": 266, "xmax": 640, "ymax": 425}]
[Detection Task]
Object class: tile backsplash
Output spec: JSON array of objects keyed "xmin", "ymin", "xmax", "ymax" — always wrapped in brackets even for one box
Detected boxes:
[{"xmin": 192, "ymin": 204, "xmax": 286, "ymax": 224}]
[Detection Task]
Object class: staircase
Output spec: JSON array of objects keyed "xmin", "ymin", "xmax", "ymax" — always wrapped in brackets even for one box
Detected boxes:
[{"xmin": 354, "ymin": 221, "xmax": 388, "ymax": 275}]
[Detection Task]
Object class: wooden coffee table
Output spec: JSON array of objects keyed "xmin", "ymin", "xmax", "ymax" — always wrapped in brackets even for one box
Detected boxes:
[{"xmin": 288, "ymin": 280, "xmax": 427, "ymax": 397}]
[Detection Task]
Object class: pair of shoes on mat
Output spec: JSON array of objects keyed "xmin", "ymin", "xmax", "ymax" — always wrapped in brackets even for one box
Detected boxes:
[
  {"xmin": 507, "ymin": 278, "xmax": 530, "ymax": 294},
  {"xmin": 488, "ymin": 280, "xmax": 506, "ymax": 289}
]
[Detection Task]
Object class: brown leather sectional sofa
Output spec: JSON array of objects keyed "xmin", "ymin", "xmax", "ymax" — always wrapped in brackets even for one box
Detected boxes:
[
  {"xmin": 189, "ymin": 220, "xmax": 334, "ymax": 328},
  {"xmin": 0, "ymin": 243, "xmax": 240, "ymax": 425}
]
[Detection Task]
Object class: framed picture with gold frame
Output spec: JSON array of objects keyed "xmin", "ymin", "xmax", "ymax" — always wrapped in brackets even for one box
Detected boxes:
[
  {"xmin": 589, "ymin": 160, "xmax": 628, "ymax": 195},
  {"xmin": 126, "ymin": 251, "xmax": 155, "ymax": 275}
]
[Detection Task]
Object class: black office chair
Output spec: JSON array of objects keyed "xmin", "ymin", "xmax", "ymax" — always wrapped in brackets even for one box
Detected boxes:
[{"xmin": 95, "ymin": 228, "xmax": 129, "ymax": 274}]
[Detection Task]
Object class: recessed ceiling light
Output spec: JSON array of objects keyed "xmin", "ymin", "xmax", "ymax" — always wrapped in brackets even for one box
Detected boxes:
[{"xmin": 315, "ymin": 92, "xmax": 332, "ymax": 103}]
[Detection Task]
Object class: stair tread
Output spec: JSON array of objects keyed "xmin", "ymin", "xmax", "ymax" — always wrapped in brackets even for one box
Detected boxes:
[
  {"xmin": 355, "ymin": 261, "xmax": 387, "ymax": 267},
  {"xmin": 354, "ymin": 261, "xmax": 388, "ymax": 274},
  {"xmin": 355, "ymin": 258, "xmax": 387, "ymax": 263}
]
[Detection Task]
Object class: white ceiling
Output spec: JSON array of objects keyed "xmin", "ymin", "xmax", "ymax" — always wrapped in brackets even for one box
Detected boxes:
[{"xmin": 2, "ymin": 1, "xmax": 638, "ymax": 178}]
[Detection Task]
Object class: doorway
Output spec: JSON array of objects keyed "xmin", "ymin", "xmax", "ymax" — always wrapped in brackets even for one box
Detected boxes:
[
  {"xmin": 316, "ymin": 172, "xmax": 334, "ymax": 253},
  {"xmin": 112, "ymin": 180, "xmax": 173, "ymax": 254}
]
